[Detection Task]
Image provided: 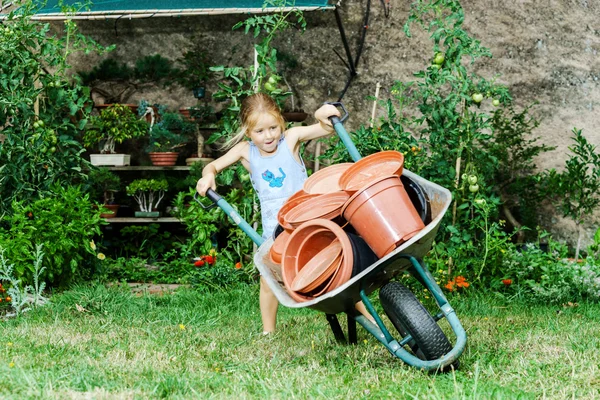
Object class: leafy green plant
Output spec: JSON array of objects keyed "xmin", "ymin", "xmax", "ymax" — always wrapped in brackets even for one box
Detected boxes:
[
  {"xmin": 483, "ymin": 105, "xmax": 555, "ymax": 241},
  {"xmin": 172, "ymin": 189, "xmax": 220, "ymax": 257},
  {"xmin": 112, "ymin": 224, "xmax": 174, "ymax": 260},
  {"xmin": 500, "ymin": 233, "xmax": 600, "ymax": 304},
  {"xmin": 87, "ymin": 167, "xmax": 121, "ymax": 204},
  {"xmin": 547, "ymin": 128, "xmax": 600, "ymax": 259},
  {"xmin": 346, "ymin": 0, "xmax": 515, "ymax": 281},
  {"xmin": 175, "ymin": 49, "xmax": 214, "ymax": 90},
  {"xmin": 83, "ymin": 104, "xmax": 148, "ymax": 153},
  {"xmin": 209, "ymin": 0, "xmax": 305, "ymax": 144},
  {"xmin": 0, "ymin": 244, "xmax": 48, "ymax": 316},
  {"xmin": 0, "ymin": 184, "xmax": 104, "ymax": 286},
  {"xmin": 80, "ymin": 55, "xmax": 174, "ymax": 103},
  {"xmin": 146, "ymin": 112, "xmax": 195, "ymax": 152},
  {"xmin": 126, "ymin": 179, "xmax": 169, "ymax": 213},
  {"xmin": 0, "ymin": 1, "xmax": 110, "ymax": 215}
]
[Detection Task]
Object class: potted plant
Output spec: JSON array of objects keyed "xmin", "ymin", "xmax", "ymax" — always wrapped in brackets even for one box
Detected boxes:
[
  {"xmin": 83, "ymin": 104, "xmax": 149, "ymax": 166},
  {"xmin": 146, "ymin": 112, "xmax": 195, "ymax": 166},
  {"xmin": 88, "ymin": 167, "xmax": 121, "ymax": 218},
  {"xmin": 126, "ymin": 178, "xmax": 169, "ymax": 217},
  {"xmin": 175, "ymin": 50, "xmax": 214, "ymax": 99}
]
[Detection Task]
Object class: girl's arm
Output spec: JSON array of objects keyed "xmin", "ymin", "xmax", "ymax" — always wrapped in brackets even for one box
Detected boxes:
[
  {"xmin": 286, "ymin": 104, "xmax": 341, "ymax": 150},
  {"xmin": 196, "ymin": 141, "xmax": 248, "ymax": 196}
]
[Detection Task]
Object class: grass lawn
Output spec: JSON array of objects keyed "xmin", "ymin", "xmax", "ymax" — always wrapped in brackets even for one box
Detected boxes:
[{"xmin": 1, "ymin": 283, "xmax": 599, "ymax": 399}]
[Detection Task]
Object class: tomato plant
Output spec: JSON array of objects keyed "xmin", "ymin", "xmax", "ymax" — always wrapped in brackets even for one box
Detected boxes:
[{"xmin": 0, "ymin": 2, "xmax": 110, "ymax": 215}]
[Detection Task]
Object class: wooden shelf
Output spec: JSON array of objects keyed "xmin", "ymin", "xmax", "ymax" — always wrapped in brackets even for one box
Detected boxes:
[
  {"xmin": 107, "ymin": 166, "xmax": 191, "ymax": 171},
  {"xmin": 104, "ymin": 217, "xmax": 180, "ymax": 223}
]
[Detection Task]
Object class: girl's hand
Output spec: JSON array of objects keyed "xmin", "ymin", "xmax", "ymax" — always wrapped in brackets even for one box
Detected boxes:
[
  {"xmin": 196, "ymin": 174, "xmax": 216, "ymax": 196},
  {"xmin": 314, "ymin": 104, "xmax": 340, "ymax": 132}
]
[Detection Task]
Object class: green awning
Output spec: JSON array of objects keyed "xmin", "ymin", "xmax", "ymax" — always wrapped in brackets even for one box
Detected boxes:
[{"xmin": 21, "ymin": 0, "xmax": 334, "ymax": 20}]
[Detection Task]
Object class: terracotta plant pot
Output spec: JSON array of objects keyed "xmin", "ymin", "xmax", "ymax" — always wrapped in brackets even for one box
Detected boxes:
[
  {"xmin": 283, "ymin": 191, "xmax": 350, "ymax": 230},
  {"xmin": 342, "ymin": 175, "xmax": 425, "ymax": 258},
  {"xmin": 282, "ymin": 111, "xmax": 308, "ymax": 122},
  {"xmin": 149, "ymin": 152, "xmax": 178, "ymax": 166},
  {"xmin": 269, "ymin": 229, "xmax": 291, "ymax": 264},
  {"xmin": 291, "ymin": 239, "xmax": 343, "ymax": 293},
  {"xmin": 339, "ymin": 150, "xmax": 404, "ymax": 193},
  {"xmin": 281, "ymin": 219, "xmax": 355, "ymax": 302},
  {"xmin": 303, "ymin": 163, "xmax": 353, "ymax": 194},
  {"xmin": 277, "ymin": 192, "xmax": 320, "ymax": 232},
  {"xmin": 100, "ymin": 204, "xmax": 120, "ymax": 218}
]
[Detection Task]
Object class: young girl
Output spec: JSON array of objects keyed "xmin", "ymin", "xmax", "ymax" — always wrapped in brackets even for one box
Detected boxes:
[{"xmin": 196, "ymin": 93, "xmax": 371, "ymax": 334}]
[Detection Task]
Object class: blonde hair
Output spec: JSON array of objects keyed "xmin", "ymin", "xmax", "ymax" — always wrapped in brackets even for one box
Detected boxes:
[{"xmin": 221, "ymin": 93, "xmax": 286, "ymax": 150}]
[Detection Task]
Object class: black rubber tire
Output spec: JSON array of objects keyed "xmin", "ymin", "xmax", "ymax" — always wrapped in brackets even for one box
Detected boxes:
[{"xmin": 380, "ymin": 282, "xmax": 458, "ymax": 371}]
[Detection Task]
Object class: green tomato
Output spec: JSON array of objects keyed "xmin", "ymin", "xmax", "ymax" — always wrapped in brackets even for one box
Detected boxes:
[
  {"xmin": 51, "ymin": 136, "xmax": 57, "ymax": 145},
  {"xmin": 468, "ymin": 175, "xmax": 478, "ymax": 185},
  {"xmin": 472, "ymin": 93, "xmax": 483, "ymax": 103},
  {"xmin": 433, "ymin": 52, "xmax": 445, "ymax": 65},
  {"xmin": 267, "ymin": 75, "xmax": 278, "ymax": 85},
  {"xmin": 49, "ymin": 147, "xmax": 56, "ymax": 153},
  {"xmin": 474, "ymin": 198, "xmax": 486, "ymax": 205},
  {"xmin": 33, "ymin": 121, "xmax": 40, "ymax": 129},
  {"xmin": 264, "ymin": 82, "xmax": 276, "ymax": 92},
  {"xmin": 37, "ymin": 120, "xmax": 44, "ymax": 128},
  {"xmin": 461, "ymin": 173, "xmax": 468, "ymax": 181},
  {"xmin": 492, "ymin": 99, "xmax": 500, "ymax": 107},
  {"xmin": 430, "ymin": 64, "xmax": 440, "ymax": 70},
  {"xmin": 469, "ymin": 184, "xmax": 479, "ymax": 193}
]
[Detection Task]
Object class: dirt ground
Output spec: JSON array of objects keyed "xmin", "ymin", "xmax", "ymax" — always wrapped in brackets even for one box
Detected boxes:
[{"xmin": 65, "ymin": 0, "xmax": 599, "ymax": 247}]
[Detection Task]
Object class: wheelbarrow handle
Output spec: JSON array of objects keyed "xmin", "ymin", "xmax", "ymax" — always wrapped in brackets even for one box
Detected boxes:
[
  {"xmin": 194, "ymin": 191, "xmax": 218, "ymax": 210},
  {"xmin": 324, "ymin": 101, "xmax": 362, "ymax": 162},
  {"xmin": 194, "ymin": 188, "xmax": 264, "ymax": 247},
  {"xmin": 324, "ymin": 101, "xmax": 349, "ymax": 124}
]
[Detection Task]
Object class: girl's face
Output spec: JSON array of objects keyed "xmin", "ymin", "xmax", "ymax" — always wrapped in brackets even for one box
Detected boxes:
[{"xmin": 248, "ymin": 112, "xmax": 283, "ymax": 156}]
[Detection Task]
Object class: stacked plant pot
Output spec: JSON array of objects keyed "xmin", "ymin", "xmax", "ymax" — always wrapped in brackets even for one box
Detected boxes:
[{"xmin": 273, "ymin": 151, "xmax": 426, "ymax": 302}]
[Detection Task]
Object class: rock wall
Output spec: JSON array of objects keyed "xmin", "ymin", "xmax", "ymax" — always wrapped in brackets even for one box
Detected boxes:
[{"xmin": 65, "ymin": 0, "xmax": 600, "ymax": 247}]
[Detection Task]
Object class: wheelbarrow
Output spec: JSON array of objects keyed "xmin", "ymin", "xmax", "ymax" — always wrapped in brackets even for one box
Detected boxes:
[{"xmin": 197, "ymin": 103, "xmax": 467, "ymax": 371}]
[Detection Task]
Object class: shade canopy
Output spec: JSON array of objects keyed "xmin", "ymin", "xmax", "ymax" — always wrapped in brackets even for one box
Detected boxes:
[{"xmin": 17, "ymin": 0, "xmax": 333, "ymax": 20}]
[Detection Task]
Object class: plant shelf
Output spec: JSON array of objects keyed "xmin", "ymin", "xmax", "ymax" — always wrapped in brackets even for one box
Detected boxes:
[
  {"xmin": 104, "ymin": 217, "xmax": 180, "ymax": 223},
  {"xmin": 107, "ymin": 166, "xmax": 191, "ymax": 171}
]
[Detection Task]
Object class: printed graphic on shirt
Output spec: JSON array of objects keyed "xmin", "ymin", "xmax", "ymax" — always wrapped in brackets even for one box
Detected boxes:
[{"xmin": 262, "ymin": 168, "xmax": 286, "ymax": 188}]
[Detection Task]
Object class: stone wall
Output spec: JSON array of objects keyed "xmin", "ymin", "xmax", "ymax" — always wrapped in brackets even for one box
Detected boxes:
[{"xmin": 64, "ymin": 0, "xmax": 600, "ymax": 247}]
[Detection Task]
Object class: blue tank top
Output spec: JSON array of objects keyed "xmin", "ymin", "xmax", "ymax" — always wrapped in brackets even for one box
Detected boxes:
[{"xmin": 249, "ymin": 135, "xmax": 308, "ymax": 239}]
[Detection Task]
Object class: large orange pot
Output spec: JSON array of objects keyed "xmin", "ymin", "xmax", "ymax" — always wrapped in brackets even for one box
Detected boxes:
[
  {"xmin": 339, "ymin": 150, "xmax": 404, "ymax": 192},
  {"xmin": 303, "ymin": 163, "xmax": 352, "ymax": 194},
  {"xmin": 277, "ymin": 192, "xmax": 319, "ymax": 232},
  {"xmin": 283, "ymin": 191, "xmax": 349, "ymax": 230},
  {"xmin": 281, "ymin": 219, "xmax": 354, "ymax": 302},
  {"xmin": 149, "ymin": 152, "xmax": 179, "ymax": 166},
  {"xmin": 341, "ymin": 175, "xmax": 424, "ymax": 258}
]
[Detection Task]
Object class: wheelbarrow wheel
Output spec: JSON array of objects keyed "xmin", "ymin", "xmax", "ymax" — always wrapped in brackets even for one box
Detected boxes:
[{"xmin": 380, "ymin": 282, "xmax": 459, "ymax": 371}]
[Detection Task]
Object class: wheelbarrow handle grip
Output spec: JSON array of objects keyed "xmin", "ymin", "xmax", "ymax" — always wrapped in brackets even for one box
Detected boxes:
[
  {"xmin": 324, "ymin": 101, "xmax": 362, "ymax": 162},
  {"xmin": 193, "ymin": 190, "xmax": 219, "ymax": 210},
  {"xmin": 193, "ymin": 188, "xmax": 264, "ymax": 247},
  {"xmin": 324, "ymin": 101, "xmax": 349, "ymax": 124}
]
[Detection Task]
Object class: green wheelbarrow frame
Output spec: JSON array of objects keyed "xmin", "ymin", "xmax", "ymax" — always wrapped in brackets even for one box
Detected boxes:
[{"xmin": 199, "ymin": 103, "xmax": 467, "ymax": 371}]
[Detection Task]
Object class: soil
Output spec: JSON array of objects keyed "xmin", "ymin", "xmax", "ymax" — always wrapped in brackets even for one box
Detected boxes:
[{"xmin": 61, "ymin": 0, "xmax": 599, "ymax": 247}]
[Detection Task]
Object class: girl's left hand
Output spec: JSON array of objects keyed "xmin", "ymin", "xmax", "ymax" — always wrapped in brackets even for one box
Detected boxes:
[{"xmin": 314, "ymin": 104, "xmax": 340, "ymax": 131}]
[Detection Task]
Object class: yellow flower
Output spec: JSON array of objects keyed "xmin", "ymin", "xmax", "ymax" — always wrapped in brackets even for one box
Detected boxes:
[
  {"xmin": 97, "ymin": 253, "xmax": 105, "ymax": 260},
  {"xmin": 7, "ymin": 342, "xmax": 12, "ymax": 347},
  {"xmin": 9, "ymin": 362, "xmax": 14, "ymax": 368},
  {"xmin": 179, "ymin": 324, "xmax": 185, "ymax": 330},
  {"xmin": 89, "ymin": 240, "xmax": 96, "ymax": 251},
  {"xmin": 209, "ymin": 248, "xmax": 217, "ymax": 256}
]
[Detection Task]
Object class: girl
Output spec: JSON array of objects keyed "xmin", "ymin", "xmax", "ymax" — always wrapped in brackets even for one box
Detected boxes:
[{"xmin": 196, "ymin": 93, "xmax": 371, "ymax": 334}]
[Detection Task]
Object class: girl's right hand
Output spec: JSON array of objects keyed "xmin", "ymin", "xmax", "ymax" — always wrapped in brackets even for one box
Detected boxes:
[{"xmin": 196, "ymin": 174, "xmax": 216, "ymax": 196}]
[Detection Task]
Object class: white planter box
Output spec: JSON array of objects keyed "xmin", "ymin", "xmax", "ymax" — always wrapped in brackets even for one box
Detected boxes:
[{"xmin": 90, "ymin": 154, "xmax": 131, "ymax": 166}]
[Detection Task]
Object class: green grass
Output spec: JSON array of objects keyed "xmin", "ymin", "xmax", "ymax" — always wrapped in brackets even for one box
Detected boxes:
[{"xmin": 1, "ymin": 284, "xmax": 599, "ymax": 399}]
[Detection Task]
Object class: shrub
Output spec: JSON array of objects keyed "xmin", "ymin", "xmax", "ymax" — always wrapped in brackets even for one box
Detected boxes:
[{"xmin": 0, "ymin": 185, "xmax": 104, "ymax": 286}]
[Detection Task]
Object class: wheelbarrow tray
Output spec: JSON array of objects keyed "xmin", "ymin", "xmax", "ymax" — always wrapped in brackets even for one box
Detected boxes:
[{"xmin": 254, "ymin": 168, "xmax": 452, "ymax": 315}]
